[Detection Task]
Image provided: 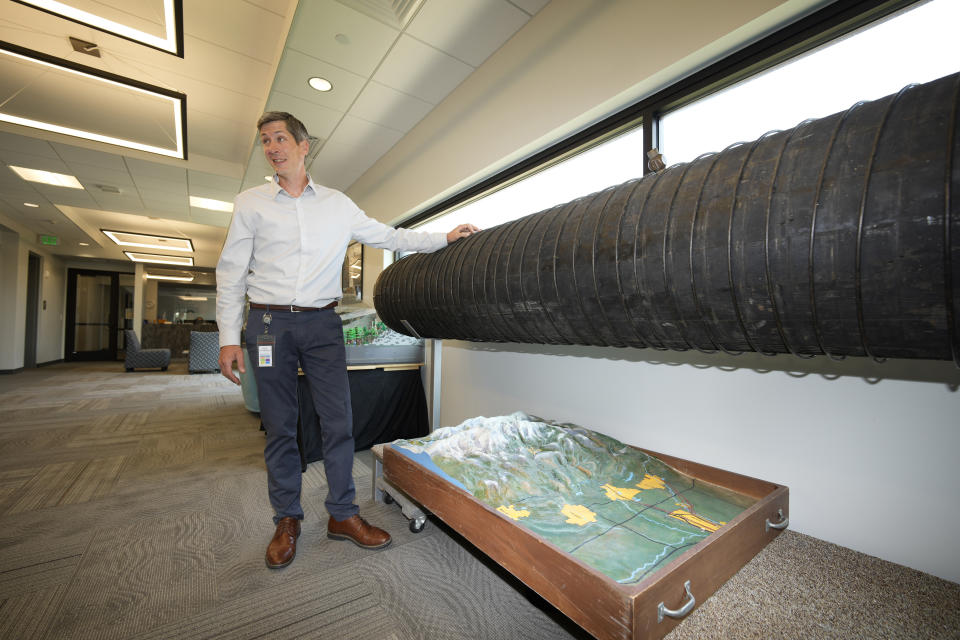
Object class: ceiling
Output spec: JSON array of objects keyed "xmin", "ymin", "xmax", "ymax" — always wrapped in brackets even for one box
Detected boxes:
[{"xmin": 0, "ymin": 0, "xmax": 549, "ymax": 272}]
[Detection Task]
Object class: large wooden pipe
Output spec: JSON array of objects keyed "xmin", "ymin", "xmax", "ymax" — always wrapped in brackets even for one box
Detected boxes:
[{"xmin": 374, "ymin": 72, "xmax": 960, "ymax": 363}]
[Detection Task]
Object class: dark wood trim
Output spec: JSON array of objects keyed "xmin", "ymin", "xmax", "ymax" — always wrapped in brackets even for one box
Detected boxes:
[
  {"xmin": 37, "ymin": 359, "xmax": 64, "ymax": 367},
  {"xmin": 400, "ymin": 0, "xmax": 917, "ymax": 229},
  {"xmin": 384, "ymin": 444, "xmax": 788, "ymax": 640},
  {"xmin": 0, "ymin": 368, "xmax": 25, "ymax": 375}
]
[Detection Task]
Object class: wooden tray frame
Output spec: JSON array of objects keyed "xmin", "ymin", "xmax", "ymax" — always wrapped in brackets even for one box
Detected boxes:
[{"xmin": 383, "ymin": 444, "xmax": 788, "ymax": 640}]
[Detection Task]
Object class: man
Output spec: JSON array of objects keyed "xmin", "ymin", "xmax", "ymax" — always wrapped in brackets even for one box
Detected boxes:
[{"xmin": 217, "ymin": 112, "xmax": 477, "ymax": 569}]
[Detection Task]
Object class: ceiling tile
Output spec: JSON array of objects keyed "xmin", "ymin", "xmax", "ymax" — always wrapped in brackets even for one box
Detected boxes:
[
  {"xmin": 188, "ymin": 170, "xmax": 243, "ymax": 194},
  {"xmin": 308, "ymin": 115, "xmax": 404, "ymax": 191},
  {"xmin": 140, "ymin": 204, "xmax": 191, "ymax": 222},
  {"xmin": 69, "ymin": 166, "xmax": 136, "ymax": 190},
  {"xmin": 0, "ymin": 150, "xmax": 71, "ymax": 174},
  {"xmin": 349, "ymin": 81, "xmax": 433, "ymax": 132},
  {"xmin": 184, "ymin": 0, "xmax": 290, "ymax": 64},
  {"xmin": 407, "ymin": 0, "xmax": 530, "ymax": 67},
  {"xmin": 88, "ymin": 193, "xmax": 146, "ymax": 213},
  {"xmin": 272, "ymin": 49, "xmax": 367, "ymax": 113},
  {"xmin": 0, "ymin": 131, "xmax": 58, "ymax": 157},
  {"xmin": 52, "ymin": 143, "xmax": 130, "ymax": 172},
  {"xmin": 244, "ymin": 0, "xmax": 297, "ymax": 13},
  {"xmin": 287, "ymin": 0, "xmax": 398, "ymax": 77},
  {"xmin": 511, "ymin": 0, "xmax": 551, "ymax": 15},
  {"xmin": 373, "ymin": 34, "xmax": 473, "ymax": 104},
  {"xmin": 126, "ymin": 158, "xmax": 187, "ymax": 182},
  {"xmin": 138, "ymin": 186, "xmax": 188, "ymax": 206},
  {"xmin": 29, "ymin": 185, "xmax": 100, "ymax": 208},
  {"xmin": 186, "ymin": 111, "xmax": 256, "ymax": 165},
  {"xmin": 263, "ymin": 91, "xmax": 345, "ymax": 141},
  {"xmin": 189, "ymin": 209, "xmax": 232, "ymax": 228}
]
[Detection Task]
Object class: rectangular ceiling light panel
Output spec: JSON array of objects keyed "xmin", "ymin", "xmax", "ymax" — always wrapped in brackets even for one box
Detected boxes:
[
  {"xmin": 124, "ymin": 251, "xmax": 193, "ymax": 266},
  {"xmin": 0, "ymin": 41, "xmax": 187, "ymax": 159},
  {"xmin": 13, "ymin": 0, "xmax": 184, "ymax": 57},
  {"xmin": 103, "ymin": 229, "xmax": 193, "ymax": 252},
  {"xmin": 189, "ymin": 196, "xmax": 233, "ymax": 212},
  {"xmin": 146, "ymin": 273, "xmax": 193, "ymax": 281},
  {"xmin": 10, "ymin": 166, "xmax": 84, "ymax": 188}
]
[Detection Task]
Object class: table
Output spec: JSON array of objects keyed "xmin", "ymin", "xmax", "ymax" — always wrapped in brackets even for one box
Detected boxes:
[{"xmin": 296, "ymin": 363, "xmax": 429, "ymax": 470}]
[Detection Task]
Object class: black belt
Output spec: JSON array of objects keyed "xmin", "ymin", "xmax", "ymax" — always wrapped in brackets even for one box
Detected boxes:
[{"xmin": 249, "ymin": 302, "xmax": 337, "ymax": 312}]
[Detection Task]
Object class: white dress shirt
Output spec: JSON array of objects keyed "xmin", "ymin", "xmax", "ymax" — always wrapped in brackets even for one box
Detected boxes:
[{"xmin": 216, "ymin": 176, "xmax": 447, "ymax": 347}]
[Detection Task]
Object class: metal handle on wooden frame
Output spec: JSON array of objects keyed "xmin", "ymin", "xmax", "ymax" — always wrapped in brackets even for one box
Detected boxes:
[
  {"xmin": 658, "ymin": 580, "xmax": 695, "ymax": 623},
  {"xmin": 765, "ymin": 508, "xmax": 789, "ymax": 532}
]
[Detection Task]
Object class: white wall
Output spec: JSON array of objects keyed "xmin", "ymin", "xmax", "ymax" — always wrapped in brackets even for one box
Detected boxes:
[
  {"xmin": 37, "ymin": 252, "xmax": 66, "ymax": 364},
  {"xmin": 437, "ymin": 342, "xmax": 960, "ymax": 583},
  {"xmin": 0, "ymin": 228, "xmax": 24, "ymax": 370},
  {"xmin": 347, "ymin": 0, "xmax": 960, "ymax": 583}
]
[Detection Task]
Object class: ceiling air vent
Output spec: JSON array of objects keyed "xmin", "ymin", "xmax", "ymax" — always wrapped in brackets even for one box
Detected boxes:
[
  {"xmin": 335, "ymin": 0, "xmax": 425, "ymax": 29},
  {"xmin": 95, "ymin": 184, "xmax": 121, "ymax": 194}
]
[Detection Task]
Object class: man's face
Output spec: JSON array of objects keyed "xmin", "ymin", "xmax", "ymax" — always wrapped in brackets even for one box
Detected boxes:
[{"xmin": 259, "ymin": 120, "xmax": 309, "ymax": 180}]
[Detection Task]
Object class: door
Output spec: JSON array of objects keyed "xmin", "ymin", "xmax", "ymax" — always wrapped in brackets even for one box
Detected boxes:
[
  {"xmin": 65, "ymin": 269, "xmax": 119, "ymax": 361},
  {"xmin": 24, "ymin": 253, "xmax": 41, "ymax": 368}
]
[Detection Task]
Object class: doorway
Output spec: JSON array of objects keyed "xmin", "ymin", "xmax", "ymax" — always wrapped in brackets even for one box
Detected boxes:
[
  {"xmin": 24, "ymin": 253, "xmax": 41, "ymax": 368},
  {"xmin": 65, "ymin": 269, "xmax": 119, "ymax": 361}
]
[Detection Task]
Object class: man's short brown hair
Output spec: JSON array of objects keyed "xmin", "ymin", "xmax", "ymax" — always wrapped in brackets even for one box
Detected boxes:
[{"xmin": 257, "ymin": 112, "xmax": 309, "ymax": 143}]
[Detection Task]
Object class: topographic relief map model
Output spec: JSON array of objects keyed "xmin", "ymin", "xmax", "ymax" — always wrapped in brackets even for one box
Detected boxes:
[{"xmin": 392, "ymin": 413, "xmax": 756, "ymax": 584}]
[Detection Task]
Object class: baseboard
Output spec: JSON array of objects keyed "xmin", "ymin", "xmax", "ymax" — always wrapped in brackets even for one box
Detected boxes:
[
  {"xmin": 38, "ymin": 359, "xmax": 64, "ymax": 367},
  {"xmin": 0, "ymin": 367, "xmax": 24, "ymax": 375}
]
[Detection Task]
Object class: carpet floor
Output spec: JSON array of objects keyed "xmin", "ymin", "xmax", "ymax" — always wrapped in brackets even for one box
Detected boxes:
[{"xmin": 0, "ymin": 361, "xmax": 956, "ymax": 639}]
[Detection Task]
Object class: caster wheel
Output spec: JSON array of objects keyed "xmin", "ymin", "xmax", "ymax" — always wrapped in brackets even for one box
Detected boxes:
[
  {"xmin": 382, "ymin": 492, "xmax": 394, "ymax": 505},
  {"xmin": 409, "ymin": 518, "xmax": 426, "ymax": 533}
]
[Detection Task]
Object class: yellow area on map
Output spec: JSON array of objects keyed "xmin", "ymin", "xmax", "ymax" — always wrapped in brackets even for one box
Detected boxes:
[
  {"xmin": 669, "ymin": 509, "xmax": 725, "ymax": 532},
  {"xmin": 601, "ymin": 483, "xmax": 640, "ymax": 501},
  {"xmin": 497, "ymin": 505, "xmax": 530, "ymax": 520},
  {"xmin": 562, "ymin": 504, "xmax": 597, "ymax": 525},
  {"xmin": 637, "ymin": 474, "xmax": 666, "ymax": 490}
]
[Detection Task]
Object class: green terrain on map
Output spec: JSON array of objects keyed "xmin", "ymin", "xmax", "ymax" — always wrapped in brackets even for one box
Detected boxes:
[{"xmin": 393, "ymin": 413, "xmax": 756, "ymax": 584}]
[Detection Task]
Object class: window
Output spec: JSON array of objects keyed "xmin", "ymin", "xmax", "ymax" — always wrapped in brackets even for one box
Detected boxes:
[
  {"xmin": 659, "ymin": 0, "xmax": 960, "ymax": 165},
  {"xmin": 414, "ymin": 125, "xmax": 643, "ymax": 234},
  {"xmin": 410, "ymin": 0, "xmax": 959, "ymax": 236}
]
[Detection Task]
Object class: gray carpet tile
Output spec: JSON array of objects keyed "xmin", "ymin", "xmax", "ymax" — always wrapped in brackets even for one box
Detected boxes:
[
  {"xmin": 46, "ymin": 510, "xmax": 219, "ymax": 640},
  {"xmin": 1, "ymin": 361, "xmax": 957, "ymax": 640},
  {"xmin": 0, "ymin": 583, "xmax": 66, "ymax": 640}
]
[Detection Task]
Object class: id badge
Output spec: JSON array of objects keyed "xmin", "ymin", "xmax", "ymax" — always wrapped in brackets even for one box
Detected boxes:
[{"xmin": 256, "ymin": 333, "xmax": 275, "ymax": 367}]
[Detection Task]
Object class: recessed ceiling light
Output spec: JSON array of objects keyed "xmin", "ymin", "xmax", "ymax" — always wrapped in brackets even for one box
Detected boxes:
[
  {"xmin": 178, "ymin": 295, "xmax": 207, "ymax": 301},
  {"xmin": 103, "ymin": 229, "xmax": 193, "ymax": 252},
  {"xmin": 14, "ymin": 0, "xmax": 183, "ymax": 56},
  {"xmin": 335, "ymin": 33, "xmax": 350, "ymax": 45},
  {"xmin": 78, "ymin": 242, "xmax": 89, "ymax": 246},
  {"xmin": 189, "ymin": 196, "xmax": 234, "ymax": 212},
  {"xmin": 24, "ymin": 202, "xmax": 39, "ymax": 207},
  {"xmin": 308, "ymin": 77, "xmax": 333, "ymax": 92},
  {"xmin": 264, "ymin": 175, "xmax": 273, "ymax": 182},
  {"xmin": 145, "ymin": 273, "xmax": 194, "ymax": 282},
  {"xmin": 10, "ymin": 166, "xmax": 83, "ymax": 188},
  {"xmin": 124, "ymin": 251, "xmax": 194, "ymax": 266}
]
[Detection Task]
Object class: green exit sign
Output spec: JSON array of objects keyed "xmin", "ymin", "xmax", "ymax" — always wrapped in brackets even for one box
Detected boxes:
[{"xmin": 39, "ymin": 235, "xmax": 58, "ymax": 246}]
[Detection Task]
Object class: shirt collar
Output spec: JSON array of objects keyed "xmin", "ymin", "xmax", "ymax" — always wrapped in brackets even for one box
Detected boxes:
[{"xmin": 268, "ymin": 173, "xmax": 318, "ymax": 199}]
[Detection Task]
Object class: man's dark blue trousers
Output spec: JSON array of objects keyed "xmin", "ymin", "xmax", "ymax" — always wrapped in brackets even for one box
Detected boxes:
[{"xmin": 246, "ymin": 306, "xmax": 357, "ymax": 524}]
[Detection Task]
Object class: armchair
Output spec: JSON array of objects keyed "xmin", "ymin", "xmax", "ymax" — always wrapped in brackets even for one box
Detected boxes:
[
  {"xmin": 124, "ymin": 329, "xmax": 171, "ymax": 372},
  {"xmin": 189, "ymin": 331, "xmax": 220, "ymax": 373}
]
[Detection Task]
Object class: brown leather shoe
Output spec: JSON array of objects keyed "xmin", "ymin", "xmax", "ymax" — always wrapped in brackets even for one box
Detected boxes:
[
  {"xmin": 265, "ymin": 517, "xmax": 301, "ymax": 569},
  {"xmin": 327, "ymin": 515, "xmax": 391, "ymax": 549}
]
